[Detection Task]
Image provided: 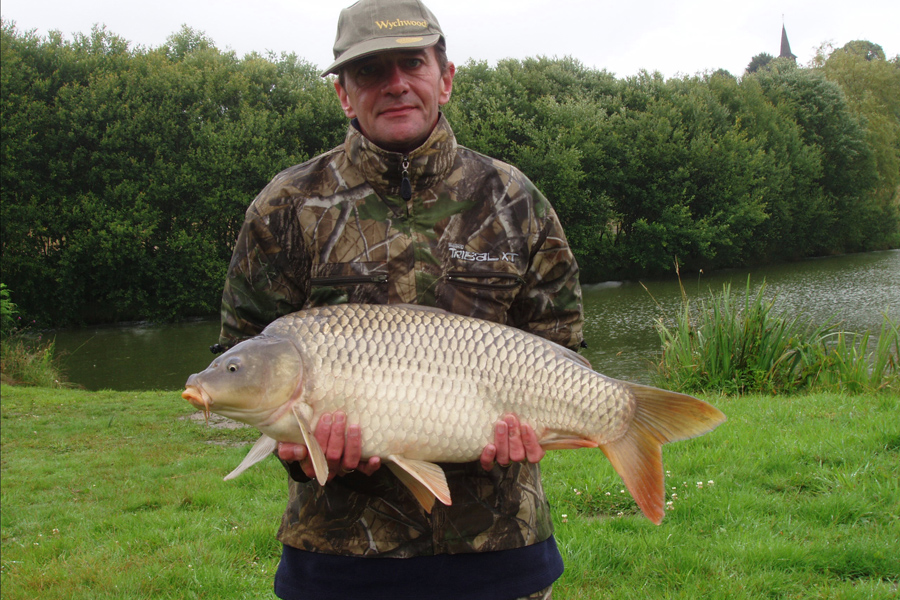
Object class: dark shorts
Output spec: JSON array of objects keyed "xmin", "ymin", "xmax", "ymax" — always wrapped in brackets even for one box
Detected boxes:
[{"xmin": 274, "ymin": 537, "xmax": 564, "ymax": 600}]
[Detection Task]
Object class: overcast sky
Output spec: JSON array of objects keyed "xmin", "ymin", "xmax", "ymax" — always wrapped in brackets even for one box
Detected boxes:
[{"xmin": 3, "ymin": 0, "xmax": 898, "ymax": 79}]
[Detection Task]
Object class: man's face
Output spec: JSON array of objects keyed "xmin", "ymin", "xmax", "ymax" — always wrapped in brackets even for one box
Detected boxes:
[{"xmin": 334, "ymin": 47, "xmax": 455, "ymax": 153}]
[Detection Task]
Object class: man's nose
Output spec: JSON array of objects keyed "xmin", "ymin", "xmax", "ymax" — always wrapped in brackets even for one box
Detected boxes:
[{"xmin": 383, "ymin": 63, "xmax": 409, "ymax": 94}]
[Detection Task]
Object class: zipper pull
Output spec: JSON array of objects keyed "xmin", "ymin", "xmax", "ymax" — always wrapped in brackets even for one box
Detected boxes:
[{"xmin": 400, "ymin": 156, "xmax": 412, "ymax": 201}]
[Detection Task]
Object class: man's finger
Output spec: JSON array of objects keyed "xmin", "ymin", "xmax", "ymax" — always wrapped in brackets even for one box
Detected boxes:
[
  {"xmin": 505, "ymin": 415, "xmax": 526, "ymax": 463},
  {"xmin": 520, "ymin": 424, "xmax": 546, "ymax": 463},
  {"xmin": 494, "ymin": 420, "xmax": 510, "ymax": 466},
  {"xmin": 324, "ymin": 412, "xmax": 346, "ymax": 463},
  {"xmin": 342, "ymin": 423, "xmax": 363, "ymax": 472},
  {"xmin": 277, "ymin": 442, "xmax": 308, "ymax": 462},
  {"xmin": 315, "ymin": 413, "xmax": 333, "ymax": 450},
  {"xmin": 358, "ymin": 456, "xmax": 382, "ymax": 476},
  {"xmin": 480, "ymin": 443, "xmax": 497, "ymax": 471}
]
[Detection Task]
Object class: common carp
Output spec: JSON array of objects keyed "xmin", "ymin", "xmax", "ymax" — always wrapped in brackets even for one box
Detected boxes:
[{"xmin": 182, "ymin": 303, "xmax": 725, "ymax": 523}]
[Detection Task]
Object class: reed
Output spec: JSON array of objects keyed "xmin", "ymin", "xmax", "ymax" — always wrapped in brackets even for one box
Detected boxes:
[
  {"xmin": 0, "ymin": 335, "xmax": 69, "ymax": 388},
  {"xmin": 808, "ymin": 314, "xmax": 900, "ymax": 393},
  {"xmin": 0, "ymin": 284, "xmax": 70, "ymax": 388},
  {"xmin": 652, "ymin": 277, "xmax": 899, "ymax": 395}
]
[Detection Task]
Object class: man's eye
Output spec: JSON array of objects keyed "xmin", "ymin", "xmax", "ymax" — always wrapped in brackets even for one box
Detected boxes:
[
  {"xmin": 357, "ymin": 64, "xmax": 378, "ymax": 77},
  {"xmin": 406, "ymin": 58, "xmax": 423, "ymax": 68}
]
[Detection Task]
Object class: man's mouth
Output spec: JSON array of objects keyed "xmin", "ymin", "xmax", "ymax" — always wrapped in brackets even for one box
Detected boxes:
[{"xmin": 380, "ymin": 105, "xmax": 416, "ymax": 117}]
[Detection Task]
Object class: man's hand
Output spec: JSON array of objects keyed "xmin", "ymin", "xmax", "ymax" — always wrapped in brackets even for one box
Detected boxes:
[
  {"xmin": 277, "ymin": 411, "xmax": 381, "ymax": 481},
  {"xmin": 480, "ymin": 414, "xmax": 545, "ymax": 471}
]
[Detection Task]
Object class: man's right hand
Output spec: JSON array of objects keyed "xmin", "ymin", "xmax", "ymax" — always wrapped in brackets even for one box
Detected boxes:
[{"xmin": 277, "ymin": 411, "xmax": 381, "ymax": 481}]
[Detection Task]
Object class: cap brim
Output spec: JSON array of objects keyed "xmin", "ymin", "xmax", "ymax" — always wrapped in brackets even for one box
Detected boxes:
[{"xmin": 320, "ymin": 33, "xmax": 441, "ymax": 77}]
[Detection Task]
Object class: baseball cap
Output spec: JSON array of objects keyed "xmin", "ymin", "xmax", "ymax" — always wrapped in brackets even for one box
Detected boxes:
[{"xmin": 321, "ymin": 0, "xmax": 444, "ymax": 77}]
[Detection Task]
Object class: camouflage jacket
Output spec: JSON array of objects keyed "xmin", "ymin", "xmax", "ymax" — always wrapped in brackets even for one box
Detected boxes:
[{"xmin": 220, "ymin": 114, "xmax": 584, "ymax": 558}]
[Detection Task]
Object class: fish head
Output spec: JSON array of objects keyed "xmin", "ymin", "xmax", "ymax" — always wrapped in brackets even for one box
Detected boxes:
[{"xmin": 182, "ymin": 335, "xmax": 303, "ymax": 425}]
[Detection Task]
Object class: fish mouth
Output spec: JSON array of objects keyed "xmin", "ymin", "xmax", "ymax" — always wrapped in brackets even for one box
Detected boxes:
[{"xmin": 182, "ymin": 385, "xmax": 212, "ymax": 421}]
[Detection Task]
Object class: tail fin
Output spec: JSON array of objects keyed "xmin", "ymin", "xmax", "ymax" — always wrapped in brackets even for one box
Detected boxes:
[{"xmin": 599, "ymin": 384, "xmax": 726, "ymax": 524}]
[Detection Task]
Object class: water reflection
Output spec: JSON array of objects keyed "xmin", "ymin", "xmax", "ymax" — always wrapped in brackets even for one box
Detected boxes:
[
  {"xmin": 51, "ymin": 250, "xmax": 898, "ymax": 390},
  {"xmin": 53, "ymin": 319, "xmax": 220, "ymax": 392}
]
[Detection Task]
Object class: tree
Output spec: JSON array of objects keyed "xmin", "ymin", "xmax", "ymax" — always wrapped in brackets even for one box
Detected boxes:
[
  {"xmin": 840, "ymin": 40, "xmax": 886, "ymax": 61},
  {"xmin": 745, "ymin": 53, "xmax": 773, "ymax": 74},
  {"xmin": 752, "ymin": 65, "xmax": 881, "ymax": 253},
  {"xmin": 818, "ymin": 40, "xmax": 900, "ymax": 248}
]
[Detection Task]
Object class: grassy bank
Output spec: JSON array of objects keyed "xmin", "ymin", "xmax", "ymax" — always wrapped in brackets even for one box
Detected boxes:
[{"xmin": 1, "ymin": 385, "xmax": 898, "ymax": 599}]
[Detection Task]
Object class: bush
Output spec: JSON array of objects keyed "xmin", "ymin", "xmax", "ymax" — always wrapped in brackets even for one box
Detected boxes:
[{"xmin": 0, "ymin": 283, "xmax": 16, "ymax": 339}]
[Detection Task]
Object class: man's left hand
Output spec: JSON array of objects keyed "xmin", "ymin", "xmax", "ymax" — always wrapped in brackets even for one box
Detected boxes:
[{"xmin": 480, "ymin": 414, "xmax": 545, "ymax": 470}]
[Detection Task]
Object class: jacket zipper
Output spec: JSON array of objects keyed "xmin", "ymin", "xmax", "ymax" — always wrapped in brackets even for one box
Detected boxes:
[
  {"xmin": 310, "ymin": 274, "xmax": 389, "ymax": 286},
  {"xmin": 400, "ymin": 155, "xmax": 412, "ymax": 201},
  {"xmin": 446, "ymin": 271, "xmax": 524, "ymax": 290}
]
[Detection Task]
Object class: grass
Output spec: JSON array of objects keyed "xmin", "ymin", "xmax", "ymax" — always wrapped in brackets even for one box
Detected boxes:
[
  {"xmin": 2, "ymin": 384, "xmax": 898, "ymax": 599},
  {"xmin": 652, "ymin": 278, "xmax": 900, "ymax": 395}
]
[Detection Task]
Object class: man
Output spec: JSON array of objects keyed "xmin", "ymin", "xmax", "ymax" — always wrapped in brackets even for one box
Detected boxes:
[{"xmin": 218, "ymin": 1, "xmax": 585, "ymax": 598}]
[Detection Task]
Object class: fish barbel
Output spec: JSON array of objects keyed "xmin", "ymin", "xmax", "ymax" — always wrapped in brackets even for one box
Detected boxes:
[{"xmin": 182, "ymin": 303, "xmax": 725, "ymax": 523}]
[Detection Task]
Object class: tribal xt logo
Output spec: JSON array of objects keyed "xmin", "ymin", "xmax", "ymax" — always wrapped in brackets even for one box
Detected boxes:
[{"xmin": 448, "ymin": 243, "xmax": 518, "ymax": 263}]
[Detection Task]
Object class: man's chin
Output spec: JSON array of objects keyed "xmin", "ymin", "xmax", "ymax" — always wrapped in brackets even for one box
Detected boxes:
[{"xmin": 370, "ymin": 122, "xmax": 435, "ymax": 153}]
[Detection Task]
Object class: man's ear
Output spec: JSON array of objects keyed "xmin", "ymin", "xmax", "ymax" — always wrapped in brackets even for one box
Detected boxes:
[
  {"xmin": 438, "ymin": 61, "xmax": 456, "ymax": 106},
  {"xmin": 334, "ymin": 80, "xmax": 356, "ymax": 119}
]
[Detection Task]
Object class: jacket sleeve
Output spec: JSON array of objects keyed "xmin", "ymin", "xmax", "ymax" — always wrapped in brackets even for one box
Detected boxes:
[
  {"xmin": 219, "ymin": 200, "xmax": 312, "ymax": 348},
  {"xmin": 509, "ymin": 183, "xmax": 585, "ymax": 352}
]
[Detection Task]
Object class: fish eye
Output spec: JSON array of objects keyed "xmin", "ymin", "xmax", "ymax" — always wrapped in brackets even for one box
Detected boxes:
[{"xmin": 225, "ymin": 358, "xmax": 241, "ymax": 373}]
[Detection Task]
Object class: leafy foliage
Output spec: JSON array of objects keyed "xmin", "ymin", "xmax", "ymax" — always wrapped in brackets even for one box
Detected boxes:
[
  {"xmin": 0, "ymin": 283, "xmax": 17, "ymax": 339},
  {"xmin": 2, "ymin": 22, "xmax": 898, "ymax": 326}
]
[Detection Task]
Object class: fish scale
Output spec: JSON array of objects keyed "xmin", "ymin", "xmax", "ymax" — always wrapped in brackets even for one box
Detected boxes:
[{"xmin": 183, "ymin": 303, "xmax": 726, "ymax": 522}]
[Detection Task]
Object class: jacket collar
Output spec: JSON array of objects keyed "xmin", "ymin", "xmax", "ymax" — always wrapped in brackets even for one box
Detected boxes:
[{"xmin": 344, "ymin": 113, "xmax": 458, "ymax": 197}]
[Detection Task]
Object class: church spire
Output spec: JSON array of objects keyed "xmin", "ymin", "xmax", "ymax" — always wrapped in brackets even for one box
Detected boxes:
[{"xmin": 780, "ymin": 24, "xmax": 797, "ymax": 61}]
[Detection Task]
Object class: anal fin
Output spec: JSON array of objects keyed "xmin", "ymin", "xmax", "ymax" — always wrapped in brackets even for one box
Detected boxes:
[
  {"xmin": 387, "ymin": 455, "xmax": 451, "ymax": 513},
  {"xmin": 539, "ymin": 430, "xmax": 600, "ymax": 450},
  {"xmin": 291, "ymin": 403, "xmax": 329, "ymax": 485},
  {"xmin": 224, "ymin": 434, "xmax": 278, "ymax": 480}
]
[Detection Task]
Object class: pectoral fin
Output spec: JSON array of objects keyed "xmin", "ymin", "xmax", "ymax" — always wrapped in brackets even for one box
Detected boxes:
[
  {"xmin": 291, "ymin": 404, "xmax": 329, "ymax": 486},
  {"xmin": 386, "ymin": 455, "xmax": 451, "ymax": 513},
  {"xmin": 224, "ymin": 434, "xmax": 278, "ymax": 480}
]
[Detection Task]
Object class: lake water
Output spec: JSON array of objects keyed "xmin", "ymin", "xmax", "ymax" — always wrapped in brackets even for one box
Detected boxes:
[{"xmin": 51, "ymin": 250, "xmax": 899, "ymax": 391}]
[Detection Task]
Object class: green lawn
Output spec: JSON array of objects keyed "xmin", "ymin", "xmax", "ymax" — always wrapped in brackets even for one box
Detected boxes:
[{"xmin": 1, "ymin": 385, "xmax": 897, "ymax": 599}]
